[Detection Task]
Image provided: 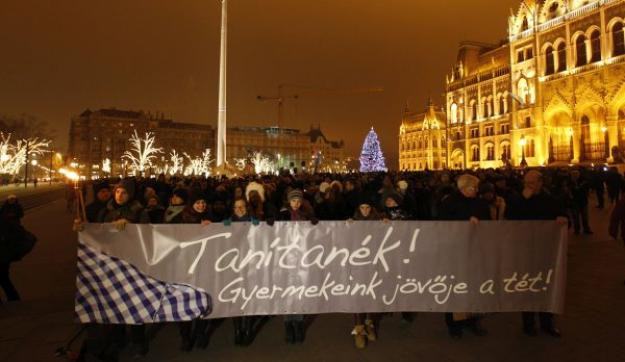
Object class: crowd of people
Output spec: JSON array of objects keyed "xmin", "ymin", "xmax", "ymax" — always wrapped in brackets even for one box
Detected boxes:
[{"xmin": 3, "ymin": 166, "xmax": 625, "ymax": 361}]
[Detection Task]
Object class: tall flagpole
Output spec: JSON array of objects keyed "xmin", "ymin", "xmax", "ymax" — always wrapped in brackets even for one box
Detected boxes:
[{"xmin": 217, "ymin": 0, "xmax": 228, "ymax": 166}]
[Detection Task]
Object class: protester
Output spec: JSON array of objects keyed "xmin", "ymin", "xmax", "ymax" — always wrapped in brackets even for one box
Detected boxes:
[
  {"xmin": 97, "ymin": 179, "xmax": 150, "ymax": 358},
  {"xmin": 569, "ymin": 170, "xmax": 593, "ymax": 235},
  {"xmin": 609, "ymin": 182, "xmax": 625, "ymax": 285},
  {"xmin": 278, "ymin": 189, "xmax": 318, "ymax": 344},
  {"xmin": 606, "ymin": 167, "xmax": 623, "ymax": 204},
  {"xmin": 438, "ymin": 174, "xmax": 490, "ymax": 339},
  {"xmin": 0, "ymin": 216, "xmax": 22, "ymax": 301},
  {"xmin": 177, "ymin": 192, "xmax": 213, "ymax": 351},
  {"xmin": 224, "ymin": 198, "xmax": 260, "ymax": 346},
  {"xmin": 506, "ymin": 170, "xmax": 567, "ymax": 337},
  {"xmin": 349, "ymin": 196, "xmax": 383, "ymax": 349},
  {"xmin": 85, "ymin": 181, "xmax": 111, "ymax": 222},
  {"xmin": 164, "ymin": 188, "xmax": 188, "ymax": 223},
  {"xmin": 1, "ymin": 195, "xmax": 24, "ymax": 226}
]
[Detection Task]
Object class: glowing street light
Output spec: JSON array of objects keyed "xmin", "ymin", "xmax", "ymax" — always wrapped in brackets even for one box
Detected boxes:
[
  {"xmin": 601, "ymin": 126, "xmax": 609, "ymax": 159},
  {"xmin": 519, "ymin": 135, "xmax": 528, "ymax": 168}
]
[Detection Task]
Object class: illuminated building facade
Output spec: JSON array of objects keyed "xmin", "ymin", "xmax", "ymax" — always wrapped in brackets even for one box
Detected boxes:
[
  {"xmin": 399, "ymin": 101, "xmax": 448, "ymax": 171},
  {"xmin": 445, "ymin": 0, "xmax": 625, "ymax": 168},
  {"xmin": 68, "ymin": 108, "xmax": 214, "ymax": 177}
]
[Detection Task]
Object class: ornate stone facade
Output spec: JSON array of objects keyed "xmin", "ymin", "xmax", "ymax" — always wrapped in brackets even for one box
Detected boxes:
[
  {"xmin": 445, "ymin": 0, "xmax": 625, "ymax": 169},
  {"xmin": 399, "ymin": 101, "xmax": 448, "ymax": 171}
]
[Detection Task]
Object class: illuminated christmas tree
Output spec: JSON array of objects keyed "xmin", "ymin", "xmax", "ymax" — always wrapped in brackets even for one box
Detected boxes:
[{"xmin": 359, "ymin": 127, "xmax": 387, "ymax": 172}]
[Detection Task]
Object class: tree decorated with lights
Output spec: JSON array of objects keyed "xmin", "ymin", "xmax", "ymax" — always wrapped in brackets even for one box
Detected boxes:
[
  {"xmin": 359, "ymin": 127, "xmax": 387, "ymax": 172},
  {"xmin": 122, "ymin": 130, "xmax": 163, "ymax": 175}
]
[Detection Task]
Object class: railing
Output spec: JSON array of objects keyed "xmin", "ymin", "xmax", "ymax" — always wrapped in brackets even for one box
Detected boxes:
[
  {"xmin": 567, "ymin": 1, "xmax": 600, "ymax": 20},
  {"xmin": 511, "ymin": 1, "xmax": 611, "ymax": 41}
]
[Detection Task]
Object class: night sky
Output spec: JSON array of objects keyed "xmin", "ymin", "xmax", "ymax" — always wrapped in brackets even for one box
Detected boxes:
[{"xmin": 0, "ymin": 0, "xmax": 522, "ymax": 169}]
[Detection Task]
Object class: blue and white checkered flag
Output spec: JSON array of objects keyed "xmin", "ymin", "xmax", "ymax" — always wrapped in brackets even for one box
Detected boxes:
[{"xmin": 75, "ymin": 243, "xmax": 211, "ymax": 324}]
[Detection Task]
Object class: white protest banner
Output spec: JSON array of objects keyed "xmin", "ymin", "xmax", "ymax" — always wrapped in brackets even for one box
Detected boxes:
[{"xmin": 75, "ymin": 221, "xmax": 567, "ymax": 323}]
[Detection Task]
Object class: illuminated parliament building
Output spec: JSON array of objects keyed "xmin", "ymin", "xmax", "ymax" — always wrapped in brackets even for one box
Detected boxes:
[{"xmin": 401, "ymin": 0, "xmax": 625, "ymax": 170}]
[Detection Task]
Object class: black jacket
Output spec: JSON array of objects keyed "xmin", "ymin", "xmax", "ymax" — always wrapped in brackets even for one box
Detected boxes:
[
  {"xmin": 85, "ymin": 200, "xmax": 108, "ymax": 223},
  {"xmin": 438, "ymin": 191, "xmax": 490, "ymax": 221},
  {"xmin": 97, "ymin": 199, "xmax": 150, "ymax": 224},
  {"xmin": 506, "ymin": 190, "xmax": 565, "ymax": 220}
]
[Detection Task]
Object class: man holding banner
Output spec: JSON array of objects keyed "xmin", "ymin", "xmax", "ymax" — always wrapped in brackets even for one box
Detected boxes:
[
  {"xmin": 439, "ymin": 174, "xmax": 490, "ymax": 339},
  {"xmin": 507, "ymin": 170, "xmax": 567, "ymax": 338}
]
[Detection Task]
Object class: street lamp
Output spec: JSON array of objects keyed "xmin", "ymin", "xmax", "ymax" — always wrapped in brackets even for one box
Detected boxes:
[
  {"xmin": 519, "ymin": 135, "xmax": 528, "ymax": 168},
  {"xmin": 602, "ymin": 126, "xmax": 609, "ymax": 159}
]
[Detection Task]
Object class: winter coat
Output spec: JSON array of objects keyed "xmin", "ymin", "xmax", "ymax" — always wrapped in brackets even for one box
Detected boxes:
[
  {"xmin": 505, "ymin": 191, "xmax": 565, "ymax": 221},
  {"xmin": 278, "ymin": 207, "xmax": 318, "ymax": 224},
  {"xmin": 570, "ymin": 179, "xmax": 590, "ymax": 207},
  {"xmin": 97, "ymin": 199, "xmax": 150, "ymax": 224},
  {"xmin": 248, "ymin": 200, "xmax": 277, "ymax": 223},
  {"xmin": 438, "ymin": 191, "xmax": 491, "ymax": 221},
  {"xmin": 163, "ymin": 205, "xmax": 185, "ymax": 224},
  {"xmin": 85, "ymin": 200, "xmax": 108, "ymax": 223},
  {"xmin": 181, "ymin": 206, "xmax": 213, "ymax": 224},
  {"xmin": 146, "ymin": 205, "xmax": 166, "ymax": 223},
  {"xmin": 0, "ymin": 218, "xmax": 26, "ymax": 263},
  {"xmin": 0, "ymin": 201, "xmax": 24, "ymax": 226},
  {"xmin": 382, "ymin": 206, "xmax": 409, "ymax": 221}
]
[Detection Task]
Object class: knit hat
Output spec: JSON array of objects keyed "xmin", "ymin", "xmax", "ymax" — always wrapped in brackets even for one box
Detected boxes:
[
  {"xmin": 172, "ymin": 188, "xmax": 189, "ymax": 204},
  {"xmin": 397, "ymin": 180, "xmax": 408, "ymax": 191},
  {"xmin": 245, "ymin": 181, "xmax": 265, "ymax": 202},
  {"xmin": 381, "ymin": 191, "xmax": 403, "ymax": 207},
  {"xmin": 356, "ymin": 194, "xmax": 375, "ymax": 208},
  {"xmin": 187, "ymin": 190, "xmax": 206, "ymax": 206},
  {"xmin": 93, "ymin": 181, "xmax": 110, "ymax": 194},
  {"xmin": 287, "ymin": 189, "xmax": 304, "ymax": 201}
]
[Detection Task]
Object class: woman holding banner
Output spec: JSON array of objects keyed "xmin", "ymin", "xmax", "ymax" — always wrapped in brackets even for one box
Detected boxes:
[
  {"xmin": 349, "ymin": 194, "xmax": 384, "ymax": 349},
  {"xmin": 224, "ymin": 197, "xmax": 260, "ymax": 346},
  {"xmin": 172, "ymin": 190, "xmax": 214, "ymax": 351},
  {"xmin": 278, "ymin": 188, "xmax": 319, "ymax": 344}
]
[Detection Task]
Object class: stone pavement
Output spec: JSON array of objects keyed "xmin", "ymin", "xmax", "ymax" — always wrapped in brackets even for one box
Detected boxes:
[{"xmin": 1, "ymin": 197, "xmax": 624, "ymax": 362}]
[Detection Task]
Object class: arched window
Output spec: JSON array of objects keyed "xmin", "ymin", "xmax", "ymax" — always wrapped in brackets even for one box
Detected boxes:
[
  {"xmin": 521, "ymin": 17, "xmax": 529, "ymax": 31},
  {"xmin": 483, "ymin": 101, "xmax": 489, "ymax": 118},
  {"xmin": 619, "ymin": 109, "xmax": 625, "ymax": 120},
  {"xmin": 450, "ymin": 103, "xmax": 458, "ymax": 124},
  {"xmin": 501, "ymin": 144, "xmax": 511, "ymax": 161},
  {"xmin": 557, "ymin": 42, "xmax": 567, "ymax": 72},
  {"xmin": 486, "ymin": 144, "xmax": 495, "ymax": 160},
  {"xmin": 471, "ymin": 146, "xmax": 480, "ymax": 162},
  {"xmin": 499, "ymin": 95, "xmax": 506, "ymax": 115},
  {"xmin": 613, "ymin": 22, "xmax": 625, "ymax": 57},
  {"xmin": 590, "ymin": 30, "xmax": 601, "ymax": 63},
  {"xmin": 489, "ymin": 98, "xmax": 495, "ymax": 116},
  {"xmin": 576, "ymin": 35, "xmax": 588, "ymax": 66},
  {"xmin": 545, "ymin": 46, "xmax": 555, "ymax": 75}
]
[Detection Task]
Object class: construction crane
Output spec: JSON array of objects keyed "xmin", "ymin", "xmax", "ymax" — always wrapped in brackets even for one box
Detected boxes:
[{"xmin": 257, "ymin": 83, "xmax": 384, "ymax": 128}]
